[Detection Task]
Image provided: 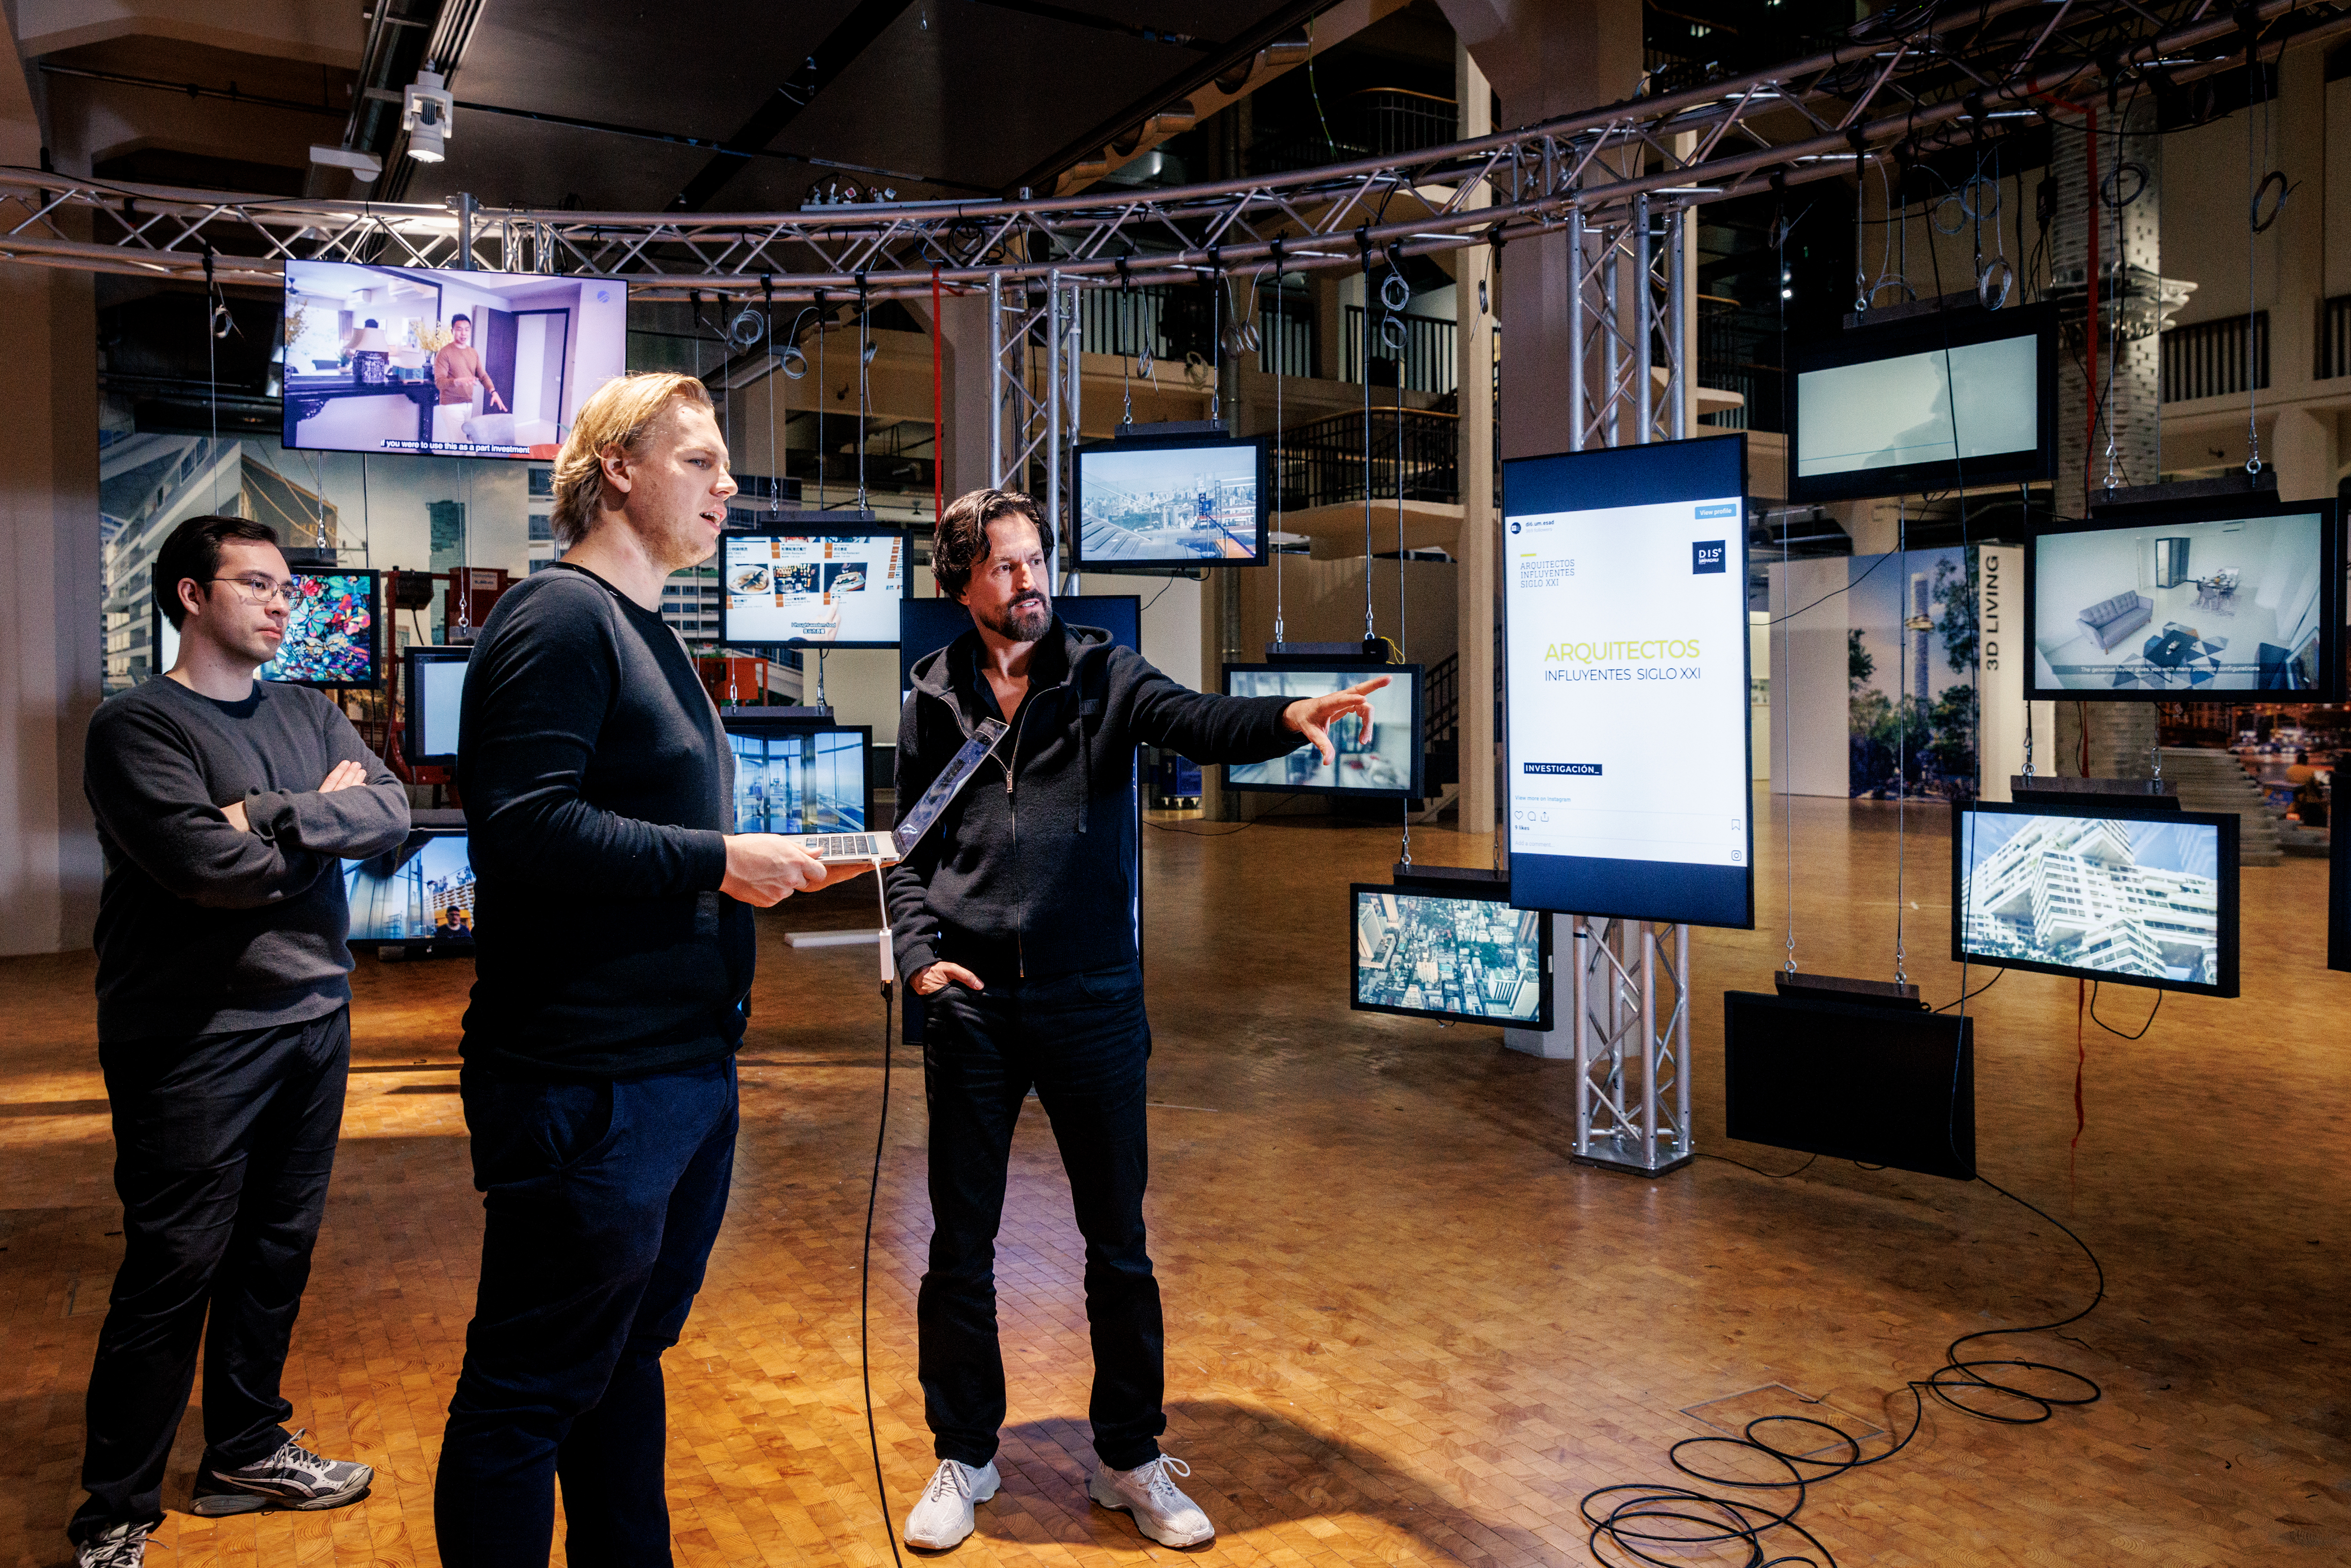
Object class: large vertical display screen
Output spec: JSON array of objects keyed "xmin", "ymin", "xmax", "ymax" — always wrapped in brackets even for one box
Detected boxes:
[
  {"xmin": 717, "ymin": 529, "xmax": 908, "ymax": 647},
  {"xmin": 1502, "ymin": 434, "xmax": 1751, "ymax": 927},
  {"xmin": 282, "ymin": 260, "xmax": 628, "ymax": 458}
]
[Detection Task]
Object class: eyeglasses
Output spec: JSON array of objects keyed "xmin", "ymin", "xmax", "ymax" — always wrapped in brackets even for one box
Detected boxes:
[{"xmin": 206, "ymin": 575, "xmax": 295, "ymax": 606}]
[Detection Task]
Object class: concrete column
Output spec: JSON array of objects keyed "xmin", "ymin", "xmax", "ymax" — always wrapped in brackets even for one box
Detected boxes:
[
  {"xmin": 1448, "ymin": 39, "xmax": 1498, "ymax": 837},
  {"xmin": 2268, "ymin": 404, "xmax": 2337, "ymax": 501},
  {"xmin": 2053, "ymin": 97, "xmax": 2161, "ymax": 512},
  {"xmin": 0, "ymin": 52, "xmax": 105, "ymax": 951},
  {"xmin": 926, "ymin": 287, "xmax": 998, "ymax": 510}
]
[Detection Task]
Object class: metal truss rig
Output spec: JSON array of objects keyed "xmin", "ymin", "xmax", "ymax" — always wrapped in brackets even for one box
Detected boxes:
[
  {"xmin": 3, "ymin": 0, "xmax": 2343, "ymax": 302},
  {"xmin": 1571, "ymin": 920, "xmax": 1693, "ymax": 1177}
]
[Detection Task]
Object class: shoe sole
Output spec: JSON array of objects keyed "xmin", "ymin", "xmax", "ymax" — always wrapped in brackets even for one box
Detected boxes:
[
  {"xmin": 1086, "ymin": 1476, "xmax": 1214, "ymax": 1548},
  {"xmin": 190, "ymin": 1480, "xmax": 371, "ymax": 1517},
  {"xmin": 904, "ymin": 1476, "xmax": 1000, "ymax": 1551}
]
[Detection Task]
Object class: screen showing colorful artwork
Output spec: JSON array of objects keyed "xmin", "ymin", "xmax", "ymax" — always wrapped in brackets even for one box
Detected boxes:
[
  {"xmin": 256, "ymin": 573, "xmax": 378, "ymax": 686},
  {"xmin": 1223, "ymin": 665, "xmax": 1422, "ymax": 796},
  {"xmin": 1352, "ymin": 887, "xmax": 1546, "ymax": 1025},
  {"xmin": 282, "ymin": 260, "xmax": 628, "ymax": 458},
  {"xmin": 726, "ymin": 726, "xmax": 867, "ymax": 833},
  {"xmin": 345, "ymin": 831, "xmax": 475, "ymax": 943},
  {"xmin": 718, "ymin": 532, "xmax": 907, "ymax": 647},
  {"xmin": 1074, "ymin": 440, "xmax": 1265, "ymax": 564}
]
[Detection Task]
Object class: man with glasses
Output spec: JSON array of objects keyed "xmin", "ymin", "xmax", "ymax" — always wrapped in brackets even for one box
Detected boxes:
[{"xmin": 71, "ymin": 515, "xmax": 409, "ymax": 1566}]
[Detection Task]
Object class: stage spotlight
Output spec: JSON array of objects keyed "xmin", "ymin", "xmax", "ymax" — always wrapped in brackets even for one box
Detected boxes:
[{"xmin": 403, "ymin": 69, "xmax": 454, "ymax": 164}]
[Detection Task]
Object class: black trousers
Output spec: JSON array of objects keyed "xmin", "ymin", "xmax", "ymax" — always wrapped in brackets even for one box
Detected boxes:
[
  {"xmin": 71, "ymin": 1007, "xmax": 351, "ymax": 1543},
  {"xmin": 434, "ymin": 1057, "xmax": 738, "ymax": 1568},
  {"xmin": 918, "ymin": 963, "xmax": 1164, "ymax": 1472}
]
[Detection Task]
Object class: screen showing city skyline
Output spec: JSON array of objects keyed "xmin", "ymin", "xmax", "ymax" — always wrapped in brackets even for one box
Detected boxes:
[
  {"xmin": 1074, "ymin": 439, "xmax": 1265, "ymax": 566},
  {"xmin": 1352, "ymin": 884, "xmax": 1550, "ymax": 1028},
  {"xmin": 345, "ymin": 831, "xmax": 474, "ymax": 944},
  {"xmin": 1953, "ymin": 804, "xmax": 2238, "ymax": 996}
]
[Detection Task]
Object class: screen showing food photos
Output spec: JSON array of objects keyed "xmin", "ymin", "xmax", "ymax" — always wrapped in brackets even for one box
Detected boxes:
[
  {"xmin": 2027, "ymin": 505, "xmax": 2339, "ymax": 697},
  {"xmin": 1952, "ymin": 803, "xmax": 2239, "ymax": 997},
  {"xmin": 406, "ymin": 648, "xmax": 468, "ymax": 762},
  {"xmin": 282, "ymin": 260, "xmax": 628, "ymax": 458},
  {"xmin": 344, "ymin": 831, "xmax": 475, "ymax": 943},
  {"xmin": 718, "ymin": 531, "xmax": 908, "ymax": 647},
  {"xmin": 1074, "ymin": 438, "xmax": 1266, "ymax": 566},
  {"xmin": 725, "ymin": 725, "xmax": 868, "ymax": 834},
  {"xmin": 1222, "ymin": 664, "xmax": 1423, "ymax": 797},
  {"xmin": 1351, "ymin": 885, "xmax": 1549, "ymax": 1027}
]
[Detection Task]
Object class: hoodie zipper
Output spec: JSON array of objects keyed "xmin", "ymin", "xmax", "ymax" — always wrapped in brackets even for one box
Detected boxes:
[{"xmin": 1002, "ymin": 699, "xmax": 1033, "ymax": 977}]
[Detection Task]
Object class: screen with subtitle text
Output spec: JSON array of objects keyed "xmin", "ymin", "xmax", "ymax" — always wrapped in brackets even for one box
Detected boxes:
[{"xmin": 1501, "ymin": 434, "xmax": 1752, "ymax": 928}]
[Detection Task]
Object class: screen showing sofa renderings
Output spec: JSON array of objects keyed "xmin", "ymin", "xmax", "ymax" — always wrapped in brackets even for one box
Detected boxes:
[
  {"xmin": 282, "ymin": 260, "xmax": 628, "ymax": 459},
  {"xmin": 1222, "ymin": 664, "xmax": 1423, "ymax": 797},
  {"xmin": 2027, "ymin": 501, "xmax": 2340, "ymax": 698}
]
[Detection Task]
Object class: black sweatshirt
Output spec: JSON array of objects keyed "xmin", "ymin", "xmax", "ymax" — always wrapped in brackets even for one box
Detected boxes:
[
  {"xmin": 458, "ymin": 563, "xmax": 746, "ymax": 1079},
  {"xmin": 885, "ymin": 617, "xmax": 1300, "ymax": 985},
  {"xmin": 84, "ymin": 676, "xmax": 411, "ymax": 1043}
]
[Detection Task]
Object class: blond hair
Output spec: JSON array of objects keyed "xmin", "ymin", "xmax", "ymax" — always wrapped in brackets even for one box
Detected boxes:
[{"xmin": 550, "ymin": 372, "xmax": 717, "ymax": 548}]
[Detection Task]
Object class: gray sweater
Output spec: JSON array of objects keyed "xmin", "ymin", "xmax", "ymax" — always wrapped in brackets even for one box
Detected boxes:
[{"xmin": 84, "ymin": 676, "xmax": 411, "ymax": 1042}]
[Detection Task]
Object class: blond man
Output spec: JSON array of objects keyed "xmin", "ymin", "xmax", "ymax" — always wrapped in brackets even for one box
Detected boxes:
[{"xmin": 434, "ymin": 373, "xmax": 847, "ymax": 1568}]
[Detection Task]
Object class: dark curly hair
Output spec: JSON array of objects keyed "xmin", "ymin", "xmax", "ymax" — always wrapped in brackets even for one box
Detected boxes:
[{"xmin": 932, "ymin": 488, "xmax": 1049, "ymax": 600}]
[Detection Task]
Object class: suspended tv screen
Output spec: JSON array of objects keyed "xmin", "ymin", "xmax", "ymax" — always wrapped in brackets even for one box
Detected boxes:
[
  {"xmin": 1073, "ymin": 433, "xmax": 1268, "ymax": 567},
  {"xmin": 1351, "ymin": 880, "xmax": 1552, "ymax": 1028},
  {"xmin": 721, "ymin": 718, "xmax": 871, "ymax": 835},
  {"xmin": 1788, "ymin": 303, "xmax": 2055, "ymax": 503},
  {"xmin": 344, "ymin": 826, "xmax": 475, "ymax": 949},
  {"xmin": 404, "ymin": 645, "xmax": 469, "ymax": 765},
  {"xmin": 1500, "ymin": 433, "xmax": 1751, "ymax": 928},
  {"xmin": 2024, "ymin": 494, "xmax": 2342, "ymax": 700},
  {"xmin": 717, "ymin": 527, "xmax": 909, "ymax": 648},
  {"xmin": 1723, "ymin": 990, "xmax": 1975, "ymax": 1181},
  {"xmin": 281, "ymin": 260, "xmax": 629, "ymax": 459},
  {"xmin": 1223, "ymin": 663, "xmax": 1424, "ymax": 797},
  {"xmin": 1952, "ymin": 800, "xmax": 2240, "ymax": 997}
]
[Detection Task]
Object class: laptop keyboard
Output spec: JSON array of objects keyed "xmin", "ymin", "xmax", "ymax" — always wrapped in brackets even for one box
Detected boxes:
[{"xmin": 805, "ymin": 833, "xmax": 887, "ymax": 859}]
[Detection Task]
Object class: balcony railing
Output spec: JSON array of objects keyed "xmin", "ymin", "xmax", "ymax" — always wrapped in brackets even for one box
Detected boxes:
[
  {"xmin": 1080, "ymin": 283, "xmax": 1315, "ymax": 378},
  {"xmin": 2320, "ymin": 294, "xmax": 2351, "ymax": 380},
  {"xmin": 1697, "ymin": 294, "xmax": 1782, "ymax": 433},
  {"xmin": 1257, "ymin": 87, "xmax": 1459, "ymax": 173},
  {"xmin": 2161, "ymin": 311, "xmax": 2268, "ymax": 403},
  {"xmin": 1343, "ymin": 305, "xmax": 1458, "ymax": 394},
  {"xmin": 1274, "ymin": 408, "xmax": 1458, "ymax": 511}
]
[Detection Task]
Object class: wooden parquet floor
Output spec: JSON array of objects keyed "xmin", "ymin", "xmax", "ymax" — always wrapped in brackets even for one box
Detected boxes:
[{"xmin": 3, "ymin": 788, "xmax": 2348, "ymax": 1567}]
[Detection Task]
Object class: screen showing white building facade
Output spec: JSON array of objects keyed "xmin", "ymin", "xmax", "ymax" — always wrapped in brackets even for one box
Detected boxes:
[{"xmin": 1958, "ymin": 813, "xmax": 2220, "ymax": 985}]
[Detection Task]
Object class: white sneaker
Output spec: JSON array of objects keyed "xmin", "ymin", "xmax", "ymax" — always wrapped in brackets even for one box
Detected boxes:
[
  {"xmin": 903, "ymin": 1458, "xmax": 999, "ymax": 1550},
  {"xmin": 1089, "ymin": 1454, "xmax": 1215, "ymax": 1547}
]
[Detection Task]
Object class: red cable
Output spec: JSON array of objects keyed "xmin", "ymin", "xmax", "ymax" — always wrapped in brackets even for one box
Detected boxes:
[
  {"xmin": 931, "ymin": 265, "xmax": 945, "ymax": 529},
  {"xmin": 2084, "ymin": 105, "xmax": 2099, "ymax": 518},
  {"xmin": 2071, "ymin": 978, "xmax": 2087, "ymax": 1195}
]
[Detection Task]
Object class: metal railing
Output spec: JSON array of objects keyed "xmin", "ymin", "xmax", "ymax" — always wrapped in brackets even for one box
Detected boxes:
[
  {"xmin": 1697, "ymin": 294, "xmax": 1781, "ymax": 432},
  {"xmin": 1343, "ymin": 305, "xmax": 1458, "ymax": 394},
  {"xmin": 2320, "ymin": 293, "xmax": 2351, "ymax": 380},
  {"xmin": 1261, "ymin": 294, "xmax": 1314, "ymax": 378},
  {"xmin": 2161, "ymin": 311, "xmax": 2268, "ymax": 402},
  {"xmin": 1081, "ymin": 282, "xmax": 1314, "ymax": 378},
  {"xmin": 1275, "ymin": 408, "xmax": 1458, "ymax": 510},
  {"xmin": 1257, "ymin": 87, "xmax": 1459, "ymax": 172},
  {"xmin": 1425, "ymin": 651, "xmax": 1460, "ymax": 741}
]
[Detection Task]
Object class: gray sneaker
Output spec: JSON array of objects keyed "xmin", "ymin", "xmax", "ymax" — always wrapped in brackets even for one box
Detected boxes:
[
  {"xmin": 73, "ymin": 1521, "xmax": 148, "ymax": 1568},
  {"xmin": 190, "ymin": 1429, "xmax": 372, "ymax": 1516}
]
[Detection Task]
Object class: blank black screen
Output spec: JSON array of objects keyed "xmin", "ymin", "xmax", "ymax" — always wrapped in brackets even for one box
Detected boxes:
[{"xmin": 1722, "ymin": 990, "xmax": 1976, "ymax": 1181}]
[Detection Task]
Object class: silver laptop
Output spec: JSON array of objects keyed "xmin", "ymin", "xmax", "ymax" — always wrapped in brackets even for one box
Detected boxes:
[{"xmin": 782, "ymin": 717, "xmax": 1010, "ymax": 865}]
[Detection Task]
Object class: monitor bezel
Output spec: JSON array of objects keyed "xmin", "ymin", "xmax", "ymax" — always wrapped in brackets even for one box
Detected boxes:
[
  {"xmin": 1722, "ymin": 989, "xmax": 1976, "ymax": 1180},
  {"xmin": 1349, "ymin": 880, "xmax": 1554, "ymax": 1031},
  {"xmin": 1072, "ymin": 432, "xmax": 1271, "ymax": 570},
  {"xmin": 153, "ymin": 567, "xmax": 384, "ymax": 691},
  {"xmin": 1220, "ymin": 661, "xmax": 1426, "ymax": 798},
  {"xmin": 718, "ymin": 715, "xmax": 876, "ymax": 834},
  {"xmin": 402, "ymin": 644, "xmax": 470, "ymax": 765},
  {"xmin": 1949, "ymin": 798, "xmax": 2241, "ymax": 998},
  {"xmin": 714, "ymin": 526, "xmax": 912, "ymax": 650},
  {"xmin": 345, "ymin": 823, "xmax": 475, "ymax": 953},
  {"xmin": 2021, "ymin": 491, "xmax": 2345, "ymax": 703},
  {"xmin": 1787, "ymin": 302, "xmax": 2057, "ymax": 504}
]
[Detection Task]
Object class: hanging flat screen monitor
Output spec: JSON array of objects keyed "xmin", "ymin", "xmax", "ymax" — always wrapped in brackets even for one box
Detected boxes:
[
  {"xmin": 404, "ymin": 646, "xmax": 469, "ymax": 765},
  {"xmin": 155, "ymin": 569, "xmax": 383, "ymax": 690},
  {"xmin": 900, "ymin": 594, "xmax": 1141, "ymax": 704},
  {"xmin": 1223, "ymin": 663, "xmax": 1424, "ymax": 797},
  {"xmin": 722, "ymin": 718, "xmax": 872, "ymax": 834},
  {"xmin": 1073, "ymin": 433, "xmax": 1268, "ymax": 567},
  {"xmin": 1501, "ymin": 434, "xmax": 1751, "ymax": 928},
  {"xmin": 1351, "ymin": 881, "xmax": 1552, "ymax": 1028},
  {"xmin": 2332, "ymin": 784, "xmax": 2351, "ymax": 974},
  {"xmin": 1952, "ymin": 800, "xmax": 2239, "ymax": 997},
  {"xmin": 2024, "ymin": 495, "xmax": 2342, "ymax": 699},
  {"xmin": 1788, "ymin": 304, "xmax": 2055, "ymax": 503},
  {"xmin": 1723, "ymin": 990, "xmax": 1975, "ymax": 1181},
  {"xmin": 344, "ymin": 826, "xmax": 476, "ymax": 949},
  {"xmin": 718, "ymin": 528, "xmax": 908, "ymax": 648},
  {"xmin": 281, "ymin": 260, "xmax": 629, "ymax": 458}
]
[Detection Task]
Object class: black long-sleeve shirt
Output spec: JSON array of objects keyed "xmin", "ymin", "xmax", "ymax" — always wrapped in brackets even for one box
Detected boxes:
[
  {"xmin": 885, "ymin": 618, "xmax": 1299, "ymax": 985},
  {"xmin": 85, "ymin": 676, "xmax": 411, "ymax": 1042},
  {"xmin": 458, "ymin": 563, "xmax": 746, "ymax": 1079}
]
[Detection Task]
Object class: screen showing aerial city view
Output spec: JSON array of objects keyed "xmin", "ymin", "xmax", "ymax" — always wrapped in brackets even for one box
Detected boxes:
[
  {"xmin": 1353, "ymin": 887, "xmax": 1546, "ymax": 1025},
  {"xmin": 345, "ymin": 832, "xmax": 475, "ymax": 943},
  {"xmin": 1075, "ymin": 441, "xmax": 1262, "ymax": 563},
  {"xmin": 1956, "ymin": 809, "xmax": 2227, "ymax": 989}
]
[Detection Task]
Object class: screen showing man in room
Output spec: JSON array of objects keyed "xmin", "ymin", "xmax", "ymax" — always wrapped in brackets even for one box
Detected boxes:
[
  {"xmin": 2030, "ymin": 509, "xmax": 2331, "ymax": 693},
  {"xmin": 1352, "ymin": 890, "xmax": 1545, "ymax": 1024},
  {"xmin": 1796, "ymin": 333, "xmax": 2038, "ymax": 479},
  {"xmin": 720, "ymin": 532, "xmax": 907, "ymax": 646},
  {"xmin": 344, "ymin": 831, "xmax": 476, "ymax": 943},
  {"xmin": 1076, "ymin": 441, "xmax": 1262, "ymax": 563},
  {"xmin": 281, "ymin": 260, "xmax": 627, "ymax": 459},
  {"xmin": 1223, "ymin": 665, "xmax": 1421, "ymax": 794},
  {"xmin": 1957, "ymin": 810, "xmax": 2222, "ymax": 987},
  {"xmin": 726, "ymin": 726, "xmax": 866, "ymax": 833}
]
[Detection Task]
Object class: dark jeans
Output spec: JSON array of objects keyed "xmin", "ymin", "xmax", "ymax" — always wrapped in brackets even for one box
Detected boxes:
[
  {"xmin": 71, "ymin": 1007, "xmax": 351, "ymax": 1544},
  {"xmin": 919, "ymin": 963, "xmax": 1163, "ymax": 1471},
  {"xmin": 434, "ymin": 1057, "xmax": 736, "ymax": 1568}
]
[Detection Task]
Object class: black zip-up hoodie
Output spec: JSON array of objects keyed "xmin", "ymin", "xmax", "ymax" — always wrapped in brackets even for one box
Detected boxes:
[{"xmin": 885, "ymin": 616, "xmax": 1300, "ymax": 984}]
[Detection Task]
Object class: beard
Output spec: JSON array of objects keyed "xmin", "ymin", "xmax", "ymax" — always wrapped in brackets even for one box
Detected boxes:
[{"xmin": 980, "ymin": 591, "xmax": 1052, "ymax": 643}]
